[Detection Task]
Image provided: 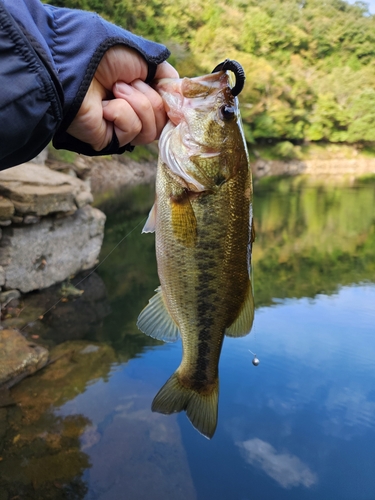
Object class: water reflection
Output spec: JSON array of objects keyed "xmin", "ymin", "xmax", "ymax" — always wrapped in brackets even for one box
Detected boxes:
[
  {"xmin": 58, "ymin": 369, "xmax": 197, "ymax": 500},
  {"xmin": 237, "ymin": 438, "xmax": 317, "ymax": 489},
  {"xmin": 1, "ymin": 178, "xmax": 375, "ymax": 499},
  {"xmin": 253, "ymin": 177, "xmax": 375, "ymax": 304},
  {"xmin": 6, "ymin": 272, "xmax": 112, "ymax": 346},
  {"xmin": 0, "ymin": 340, "xmax": 116, "ymax": 498}
]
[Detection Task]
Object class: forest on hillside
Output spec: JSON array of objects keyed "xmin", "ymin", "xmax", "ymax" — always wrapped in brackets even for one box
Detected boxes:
[{"xmin": 48, "ymin": 0, "xmax": 375, "ymax": 148}]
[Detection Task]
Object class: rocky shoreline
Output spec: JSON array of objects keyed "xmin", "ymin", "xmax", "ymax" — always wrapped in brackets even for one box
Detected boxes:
[
  {"xmin": 252, "ymin": 156, "xmax": 375, "ymax": 181},
  {"xmin": 0, "ymin": 156, "xmax": 107, "ymax": 391},
  {"xmin": 71, "ymin": 150, "xmax": 375, "ymax": 195}
]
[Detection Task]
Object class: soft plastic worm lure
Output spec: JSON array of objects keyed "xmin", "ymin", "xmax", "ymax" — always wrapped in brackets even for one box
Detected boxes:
[{"xmin": 211, "ymin": 59, "xmax": 246, "ymax": 97}]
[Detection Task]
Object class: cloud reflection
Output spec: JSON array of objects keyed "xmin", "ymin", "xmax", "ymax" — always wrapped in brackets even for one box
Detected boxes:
[{"xmin": 237, "ymin": 438, "xmax": 317, "ymax": 488}]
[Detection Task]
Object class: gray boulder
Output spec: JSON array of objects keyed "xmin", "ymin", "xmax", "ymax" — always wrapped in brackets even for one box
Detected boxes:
[{"xmin": 0, "ymin": 205, "xmax": 105, "ymax": 293}]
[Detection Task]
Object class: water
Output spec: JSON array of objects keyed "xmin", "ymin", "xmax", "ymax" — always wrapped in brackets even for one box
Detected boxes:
[{"xmin": 1, "ymin": 177, "xmax": 375, "ymax": 500}]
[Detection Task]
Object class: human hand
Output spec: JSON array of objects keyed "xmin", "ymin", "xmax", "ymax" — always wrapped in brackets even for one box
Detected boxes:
[{"xmin": 66, "ymin": 46, "xmax": 179, "ymax": 151}]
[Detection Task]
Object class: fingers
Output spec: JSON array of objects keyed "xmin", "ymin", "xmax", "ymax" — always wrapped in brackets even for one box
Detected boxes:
[
  {"xmin": 96, "ymin": 46, "xmax": 179, "ymax": 90},
  {"xmin": 69, "ymin": 47, "xmax": 180, "ymax": 151},
  {"xmin": 155, "ymin": 61, "xmax": 179, "ymax": 80},
  {"xmin": 102, "ymin": 98, "xmax": 142, "ymax": 148},
  {"xmin": 113, "ymin": 80, "xmax": 168, "ymax": 145},
  {"xmin": 67, "ymin": 79, "xmax": 113, "ymax": 151}
]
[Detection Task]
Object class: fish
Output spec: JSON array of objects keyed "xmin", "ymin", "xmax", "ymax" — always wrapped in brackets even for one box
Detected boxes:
[{"xmin": 137, "ymin": 64, "xmax": 254, "ymax": 439}]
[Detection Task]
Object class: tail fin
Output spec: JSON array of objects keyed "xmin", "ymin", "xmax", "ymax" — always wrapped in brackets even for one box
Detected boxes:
[{"xmin": 151, "ymin": 372, "xmax": 219, "ymax": 439}]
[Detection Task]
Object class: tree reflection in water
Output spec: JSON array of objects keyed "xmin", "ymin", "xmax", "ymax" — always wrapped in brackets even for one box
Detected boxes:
[
  {"xmin": 0, "ymin": 341, "xmax": 116, "ymax": 499},
  {"xmin": 1, "ymin": 178, "xmax": 374, "ymax": 498}
]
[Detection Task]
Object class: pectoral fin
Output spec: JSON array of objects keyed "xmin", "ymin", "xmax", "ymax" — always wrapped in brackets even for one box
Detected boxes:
[
  {"xmin": 137, "ymin": 287, "xmax": 180, "ymax": 342},
  {"xmin": 225, "ymin": 282, "xmax": 255, "ymax": 337},
  {"xmin": 142, "ymin": 203, "xmax": 157, "ymax": 233},
  {"xmin": 171, "ymin": 193, "xmax": 197, "ymax": 247}
]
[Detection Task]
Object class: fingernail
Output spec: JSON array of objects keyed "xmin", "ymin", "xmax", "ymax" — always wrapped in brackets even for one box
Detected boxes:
[{"xmin": 115, "ymin": 82, "xmax": 133, "ymax": 95}]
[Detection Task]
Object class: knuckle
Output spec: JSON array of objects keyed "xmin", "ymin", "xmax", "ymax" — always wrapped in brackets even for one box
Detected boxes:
[
  {"xmin": 138, "ymin": 98, "xmax": 152, "ymax": 115},
  {"xmin": 132, "ymin": 119, "xmax": 143, "ymax": 136}
]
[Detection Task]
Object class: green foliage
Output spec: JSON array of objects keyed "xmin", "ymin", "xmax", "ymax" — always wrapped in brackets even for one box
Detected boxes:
[
  {"xmin": 272, "ymin": 141, "xmax": 300, "ymax": 159},
  {"xmin": 47, "ymin": 143, "xmax": 77, "ymax": 164},
  {"xmin": 47, "ymin": 0, "xmax": 375, "ymax": 146}
]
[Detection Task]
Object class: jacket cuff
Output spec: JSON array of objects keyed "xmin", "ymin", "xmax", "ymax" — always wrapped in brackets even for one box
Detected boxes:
[
  {"xmin": 53, "ymin": 130, "xmax": 134, "ymax": 156},
  {"xmin": 47, "ymin": 6, "xmax": 170, "ymax": 155}
]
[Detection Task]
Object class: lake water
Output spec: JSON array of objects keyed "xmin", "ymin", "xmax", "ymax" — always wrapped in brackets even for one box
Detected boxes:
[{"xmin": 1, "ymin": 176, "xmax": 375, "ymax": 499}]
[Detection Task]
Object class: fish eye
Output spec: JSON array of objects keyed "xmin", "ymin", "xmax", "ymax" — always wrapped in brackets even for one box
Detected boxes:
[{"xmin": 220, "ymin": 105, "xmax": 236, "ymax": 121}]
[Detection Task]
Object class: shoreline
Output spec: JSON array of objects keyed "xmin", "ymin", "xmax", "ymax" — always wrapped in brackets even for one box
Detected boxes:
[
  {"xmin": 46, "ymin": 146, "xmax": 375, "ymax": 195},
  {"xmin": 252, "ymin": 157, "xmax": 375, "ymax": 183}
]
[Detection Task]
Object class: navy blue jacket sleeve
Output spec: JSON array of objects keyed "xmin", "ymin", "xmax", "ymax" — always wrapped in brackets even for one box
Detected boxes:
[{"xmin": 0, "ymin": 0, "xmax": 170, "ymax": 170}]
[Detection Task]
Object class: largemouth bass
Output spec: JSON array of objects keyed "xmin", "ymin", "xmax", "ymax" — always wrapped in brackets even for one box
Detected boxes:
[{"xmin": 137, "ymin": 62, "xmax": 254, "ymax": 438}]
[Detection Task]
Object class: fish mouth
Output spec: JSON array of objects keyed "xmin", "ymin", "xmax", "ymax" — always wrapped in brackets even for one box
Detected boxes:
[{"xmin": 154, "ymin": 71, "xmax": 232, "ymax": 126}]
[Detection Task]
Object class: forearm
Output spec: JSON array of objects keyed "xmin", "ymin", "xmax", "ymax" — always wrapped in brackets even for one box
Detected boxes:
[{"xmin": 0, "ymin": 0, "xmax": 170, "ymax": 169}]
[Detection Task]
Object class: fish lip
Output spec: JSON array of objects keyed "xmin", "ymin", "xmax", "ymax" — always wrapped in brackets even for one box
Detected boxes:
[{"xmin": 155, "ymin": 71, "xmax": 235, "ymax": 128}]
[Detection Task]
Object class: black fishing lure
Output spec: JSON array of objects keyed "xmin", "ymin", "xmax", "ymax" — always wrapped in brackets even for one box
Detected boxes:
[{"xmin": 211, "ymin": 59, "xmax": 246, "ymax": 97}]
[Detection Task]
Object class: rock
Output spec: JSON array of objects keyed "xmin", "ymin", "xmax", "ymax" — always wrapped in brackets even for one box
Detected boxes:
[
  {"xmin": 30, "ymin": 147, "xmax": 48, "ymax": 165},
  {"xmin": 252, "ymin": 157, "xmax": 375, "ymax": 179},
  {"xmin": 0, "ymin": 329, "xmax": 49, "ymax": 390},
  {"xmin": 0, "ymin": 163, "xmax": 93, "ymax": 216},
  {"xmin": 23, "ymin": 214, "xmax": 41, "ymax": 224},
  {"xmin": 0, "ymin": 205, "xmax": 106, "ymax": 293},
  {"xmin": 89, "ymin": 155, "xmax": 157, "ymax": 193},
  {"xmin": 0, "ymin": 289, "xmax": 21, "ymax": 305},
  {"xmin": 0, "ymin": 265, "xmax": 4, "ymax": 287},
  {"xmin": 0, "ymin": 196, "xmax": 14, "ymax": 220},
  {"xmin": 75, "ymin": 189, "xmax": 94, "ymax": 208},
  {"xmin": 11, "ymin": 215, "xmax": 23, "ymax": 224},
  {"xmin": 0, "ymin": 388, "xmax": 16, "ymax": 408}
]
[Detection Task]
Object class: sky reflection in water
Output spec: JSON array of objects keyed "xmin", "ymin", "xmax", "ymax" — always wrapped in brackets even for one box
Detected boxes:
[
  {"xmin": 56, "ymin": 284, "xmax": 375, "ymax": 500},
  {"xmin": 2, "ymin": 180, "xmax": 374, "ymax": 500},
  {"xmin": 58, "ymin": 180, "xmax": 375, "ymax": 500}
]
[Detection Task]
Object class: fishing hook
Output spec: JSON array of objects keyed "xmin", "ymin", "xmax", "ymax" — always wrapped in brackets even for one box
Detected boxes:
[{"xmin": 211, "ymin": 59, "xmax": 246, "ymax": 97}]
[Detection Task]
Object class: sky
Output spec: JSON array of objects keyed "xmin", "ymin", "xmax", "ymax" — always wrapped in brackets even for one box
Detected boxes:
[{"xmin": 346, "ymin": 0, "xmax": 375, "ymax": 13}]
